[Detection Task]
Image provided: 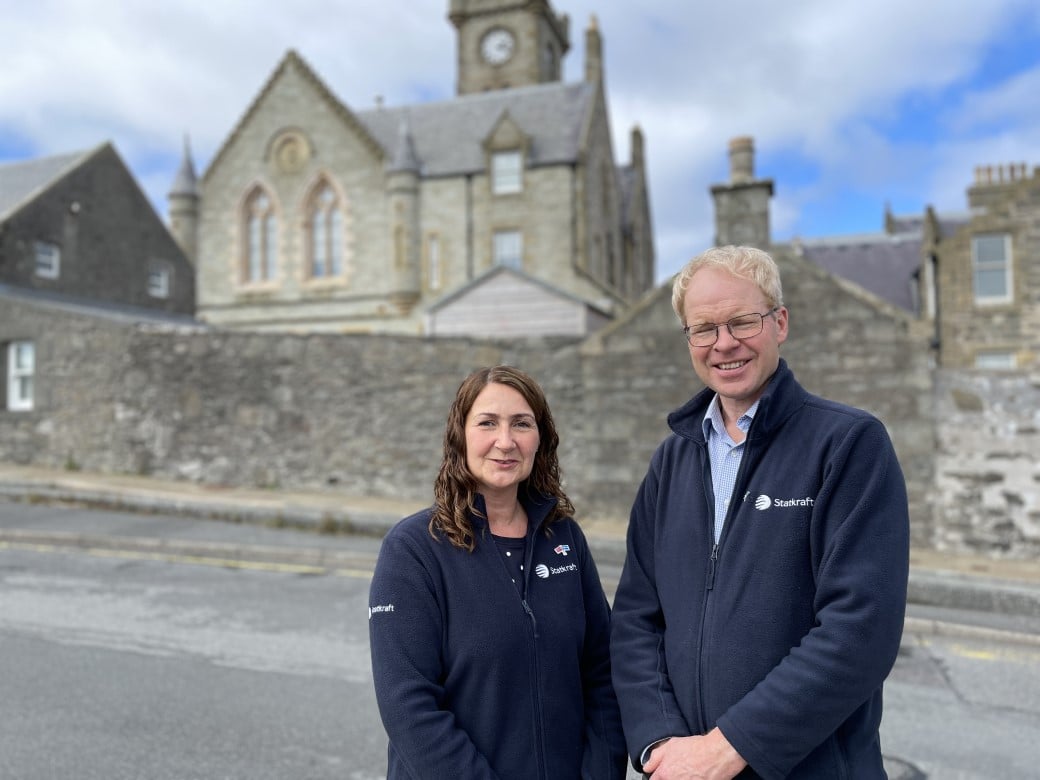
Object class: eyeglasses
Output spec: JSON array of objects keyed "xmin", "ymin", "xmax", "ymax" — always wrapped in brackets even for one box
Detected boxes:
[{"xmin": 682, "ymin": 308, "xmax": 778, "ymax": 347}]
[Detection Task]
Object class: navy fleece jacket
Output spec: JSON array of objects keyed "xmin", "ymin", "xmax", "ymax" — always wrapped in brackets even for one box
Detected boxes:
[
  {"xmin": 610, "ymin": 360, "xmax": 910, "ymax": 779},
  {"xmin": 369, "ymin": 492, "xmax": 626, "ymax": 779}
]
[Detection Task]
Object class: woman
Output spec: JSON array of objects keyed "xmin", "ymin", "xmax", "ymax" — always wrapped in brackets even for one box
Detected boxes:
[{"xmin": 368, "ymin": 365, "xmax": 626, "ymax": 779}]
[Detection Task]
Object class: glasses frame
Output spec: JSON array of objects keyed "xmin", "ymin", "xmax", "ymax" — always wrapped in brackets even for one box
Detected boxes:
[{"xmin": 682, "ymin": 307, "xmax": 779, "ymax": 347}]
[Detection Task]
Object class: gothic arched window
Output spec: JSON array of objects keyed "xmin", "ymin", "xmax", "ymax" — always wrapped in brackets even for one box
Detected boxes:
[
  {"xmin": 307, "ymin": 182, "xmax": 345, "ymax": 278},
  {"xmin": 243, "ymin": 187, "xmax": 278, "ymax": 283}
]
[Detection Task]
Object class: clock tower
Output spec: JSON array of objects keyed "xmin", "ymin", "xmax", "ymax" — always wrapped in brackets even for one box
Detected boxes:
[{"xmin": 449, "ymin": 0, "xmax": 570, "ymax": 95}]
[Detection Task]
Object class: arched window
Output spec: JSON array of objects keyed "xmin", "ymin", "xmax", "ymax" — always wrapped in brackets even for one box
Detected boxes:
[
  {"xmin": 307, "ymin": 182, "xmax": 344, "ymax": 278},
  {"xmin": 243, "ymin": 188, "xmax": 277, "ymax": 283}
]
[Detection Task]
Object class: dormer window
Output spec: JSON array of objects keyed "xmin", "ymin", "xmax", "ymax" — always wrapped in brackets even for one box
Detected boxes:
[
  {"xmin": 491, "ymin": 150, "xmax": 522, "ymax": 195},
  {"xmin": 34, "ymin": 241, "xmax": 60, "ymax": 279},
  {"xmin": 148, "ymin": 267, "xmax": 170, "ymax": 299}
]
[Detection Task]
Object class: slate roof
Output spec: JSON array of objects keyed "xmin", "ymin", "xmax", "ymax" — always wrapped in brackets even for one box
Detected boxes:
[
  {"xmin": 795, "ymin": 233, "xmax": 923, "ymax": 312},
  {"xmin": 0, "ymin": 147, "xmax": 96, "ymax": 221},
  {"xmin": 356, "ymin": 80, "xmax": 596, "ymax": 177},
  {"xmin": 204, "ymin": 49, "xmax": 598, "ymax": 183},
  {"xmin": 793, "ymin": 209, "xmax": 974, "ymax": 313},
  {"xmin": 0, "ymin": 282, "xmax": 202, "ymax": 327}
]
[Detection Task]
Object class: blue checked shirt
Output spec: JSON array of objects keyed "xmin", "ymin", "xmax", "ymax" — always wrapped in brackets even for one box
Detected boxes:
[{"xmin": 702, "ymin": 395, "xmax": 759, "ymax": 544}]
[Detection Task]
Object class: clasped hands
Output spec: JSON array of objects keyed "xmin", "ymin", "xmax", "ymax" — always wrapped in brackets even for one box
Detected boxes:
[{"xmin": 642, "ymin": 728, "xmax": 747, "ymax": 779}]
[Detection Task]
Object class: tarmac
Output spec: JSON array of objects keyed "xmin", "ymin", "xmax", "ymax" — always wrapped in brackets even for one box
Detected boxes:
[{"xmin": 2, "ymin": 461, "xmax": 1040, "ymax": 646}]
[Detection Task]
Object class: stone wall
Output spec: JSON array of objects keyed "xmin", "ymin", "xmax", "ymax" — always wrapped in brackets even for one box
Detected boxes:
[
  {"xmin": 933, "ymin": 370, "xmax": 1040, "ymax": 557},
  {"xmin": 6, "ymin": 263, "xmax": 1036, "ymax": 556}
]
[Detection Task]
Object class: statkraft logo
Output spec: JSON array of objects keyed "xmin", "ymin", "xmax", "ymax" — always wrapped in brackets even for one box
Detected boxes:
[
  {"xmin": 754, "ymin": 494, "xmax": 814, "ymax": 510},
  {"xmin": 535, "ymin": 562, "xmax": 579, "ymax": 579},
  {"xmin": 368, "ymin": 603, "xmax": 395, "ymax": 619}
]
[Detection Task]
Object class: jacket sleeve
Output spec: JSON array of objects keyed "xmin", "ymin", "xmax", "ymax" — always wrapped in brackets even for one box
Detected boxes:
[
  {"xmin": 717, "ymin": 417, "xmax": 910, "ymax": 779},
  {"xmin": 368, "ymin": 527, "xmax": 500, "ymax": 780},
  {"xmin": 572, "ymin": 525, "xmax": 628, "ymax": 780},
  {"xmin": 609, "ymin": 454, "xmax": 692, "ymax": 770}
]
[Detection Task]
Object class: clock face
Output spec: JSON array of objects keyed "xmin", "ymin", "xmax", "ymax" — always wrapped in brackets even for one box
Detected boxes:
[{"xmin": 481, "ymin": 28, "xmax": 515, "ymax": 65}]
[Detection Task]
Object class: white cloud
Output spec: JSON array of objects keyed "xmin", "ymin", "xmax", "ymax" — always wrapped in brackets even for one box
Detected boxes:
[{"xmin": 2, "ymin": 0, "xmax": 1037, "ymax": 282}]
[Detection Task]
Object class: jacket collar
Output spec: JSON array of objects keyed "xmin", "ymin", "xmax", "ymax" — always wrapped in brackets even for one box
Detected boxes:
[
  {"xmin": 667, "ymin": 358, "xmax": 807, "ymax": 444},
  {"xmin": 471, "ymin": 488, "xmax": 559, "ymax": 539}
]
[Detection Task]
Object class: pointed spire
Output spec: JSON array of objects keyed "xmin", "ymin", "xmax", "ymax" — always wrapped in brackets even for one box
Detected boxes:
[
  {"xmin": 388, "ymin": 117, "xmax": 421, "ymax": 173},
  {"xmin": 584, "ymin": 14, "xmax": 603, "ymax": 85},
  {"xmin": 169, "ymin": 134, "xmax": 198, "ymax": 197}
]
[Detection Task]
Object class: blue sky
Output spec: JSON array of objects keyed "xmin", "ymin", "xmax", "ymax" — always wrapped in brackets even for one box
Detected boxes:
[{"xmin": 2, "ymin": 0, "xmax": 1038, "ymax": 281}]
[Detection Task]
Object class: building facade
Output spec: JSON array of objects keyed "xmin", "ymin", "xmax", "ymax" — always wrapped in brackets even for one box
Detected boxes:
[
  {"xmin": 176, "ymin": 0, "xmax": 654, "ymax": 337},
  {"xmin": 923, "ymin": 164, "xmax": 1040, "ymax": 369},
  {"xmin": 0, "ymin": 143, "xmax": 196, "ymax": 413}
]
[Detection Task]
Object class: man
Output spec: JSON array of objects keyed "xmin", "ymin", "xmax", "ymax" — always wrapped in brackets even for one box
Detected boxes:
[{"xmin": 610, "ymin": 245, "xmax": 909, "ymax": 779}]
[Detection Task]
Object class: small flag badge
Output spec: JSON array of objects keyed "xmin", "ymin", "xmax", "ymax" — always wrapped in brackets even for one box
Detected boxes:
[{"xmin": 554, "ymin": 544, "xmax": 571, "ymax": 556}]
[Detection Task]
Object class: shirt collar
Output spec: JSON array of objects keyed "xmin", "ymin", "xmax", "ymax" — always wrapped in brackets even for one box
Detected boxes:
[{"xmin": 702, "ymin": 394, "xmax": 760, "ymax": 442}]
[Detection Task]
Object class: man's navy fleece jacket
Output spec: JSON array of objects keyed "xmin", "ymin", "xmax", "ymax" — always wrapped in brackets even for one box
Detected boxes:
[{"xmin": 610, "ymin": 360, "xmax": 910, "ymax": 779}]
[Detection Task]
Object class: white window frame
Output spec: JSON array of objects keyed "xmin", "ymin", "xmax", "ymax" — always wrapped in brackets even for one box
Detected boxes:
[
  {"xmin": 148, "ymin": 268, "xmax": 170, "ymax": 299},
  {"xmin": 971, "ymin": 233, "xmax": 1012, "ymax": 305},
  {"xmin": 491, "ymin": 150, "xmax": 522, "ymax": 195},
  {"xmin": 974, "ymin": 351, "xmax": 1017, "ymax": 370},
  {"xmin": 7, "ymin": 341, "xmax": 34, "ymax": 411},
  {"xmin": 493, "ymin": 230, "xmax": 523, "ymax": 269},
  {"xmin": 34, "ymin": 241, "xmax": 60, "ymax": 279}
]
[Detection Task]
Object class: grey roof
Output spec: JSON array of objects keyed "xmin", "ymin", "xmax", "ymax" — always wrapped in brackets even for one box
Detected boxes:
[
  {"xmin": 357, "ymin": 81, "xmax": 596, "ymax": 177},
  {"xmin": 0, "ymin": 147, "xmax": 95, "ymax": 221},
  {"xmin": 796, "ymin": 233, "xmax": 922, "ymax": 312},
  {"xmin": 0, "ymin": 283, "xmax": 202, "ymax": 327}
]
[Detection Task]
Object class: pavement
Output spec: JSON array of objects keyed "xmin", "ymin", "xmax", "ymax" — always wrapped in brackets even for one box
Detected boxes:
[{"xmin": 2, "ymin": 461, "xmax": 1040, "ymax": 646}]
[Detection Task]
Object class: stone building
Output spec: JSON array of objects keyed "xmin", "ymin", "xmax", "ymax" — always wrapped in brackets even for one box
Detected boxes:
[
  {"xmin": 0, "ymin": 143, "xmax": 196, "ymax": 412},
  {"xmin": 923, "ymin": 164, "xmax": 1040, "ymax": 369},
  {"xmin": 711, "ymin": 136, "xmax": 1039, "ymax": 372},
  {"xmin": 1, "ymin": 135, "xmax": 1037, "ymax": 555},
  {"xmin": 174, "ymin": 0, "xmax": 654, "ymax": 337}
]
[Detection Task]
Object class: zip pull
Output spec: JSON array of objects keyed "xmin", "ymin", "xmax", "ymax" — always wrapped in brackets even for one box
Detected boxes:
[
  {"xmin": 521, "ymin": 599, "xmax": 539, "ymax": 638},
  {"xmin": 706, "ymin": 543, "xmax": 719, "ymax": 590}
]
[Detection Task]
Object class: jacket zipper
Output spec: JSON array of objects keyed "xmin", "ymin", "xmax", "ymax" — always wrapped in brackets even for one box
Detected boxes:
[
  {"xmin": 522, "ymin": 529, "xmax": 547, "ymax": 779},
  {"xmin": 698, "ymin": 433, "xmax": 755, "ymax": 729}
]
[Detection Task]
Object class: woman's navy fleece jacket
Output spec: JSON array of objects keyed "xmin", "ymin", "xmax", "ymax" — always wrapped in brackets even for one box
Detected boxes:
[
  {"xmin": 369, "ymin": 492, "xmax": 626, "ymax": 779},
  {"xmin": 610, "ymin": 360, "xmax": 910, "ymax": 779}
]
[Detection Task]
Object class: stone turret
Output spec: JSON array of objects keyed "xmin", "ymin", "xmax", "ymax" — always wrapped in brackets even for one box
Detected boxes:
[
  {"xmin": 167, "ymin": 135, "xmax": 199, "ymax": 264},
  {"xmin": 386, "ymin": 118, "xmax": 421, "ymax": 313}
]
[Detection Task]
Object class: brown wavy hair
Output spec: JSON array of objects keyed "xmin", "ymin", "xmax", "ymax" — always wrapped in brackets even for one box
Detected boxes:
[{"xmin": 430, "ymin": 365, "xmax": 575, "ymax": 550}]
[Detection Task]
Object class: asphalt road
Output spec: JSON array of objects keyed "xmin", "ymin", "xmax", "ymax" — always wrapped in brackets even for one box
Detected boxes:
[{"xmin": 2, "ymin": 501, "xmax": 1040, "ymax": 778}]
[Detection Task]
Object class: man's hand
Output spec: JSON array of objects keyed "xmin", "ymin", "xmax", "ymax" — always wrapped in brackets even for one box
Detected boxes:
[{"xmin": 642, "ymin": 728, "xmax": 747, "ymax": 779}]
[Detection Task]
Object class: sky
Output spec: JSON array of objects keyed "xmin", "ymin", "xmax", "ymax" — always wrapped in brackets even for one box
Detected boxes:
[{"xmin": 2, "ymin": 0, "xmax": 1039, "ymax": 282}]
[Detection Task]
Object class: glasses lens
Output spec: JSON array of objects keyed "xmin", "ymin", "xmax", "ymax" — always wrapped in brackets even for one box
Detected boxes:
[
  {"xmin": 686, "ymin": 326, "xmax": 716, "ymax": 346},
  {"xmin": 728, "ymin": 314, "xmax": 763, "ymax": 338}
]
